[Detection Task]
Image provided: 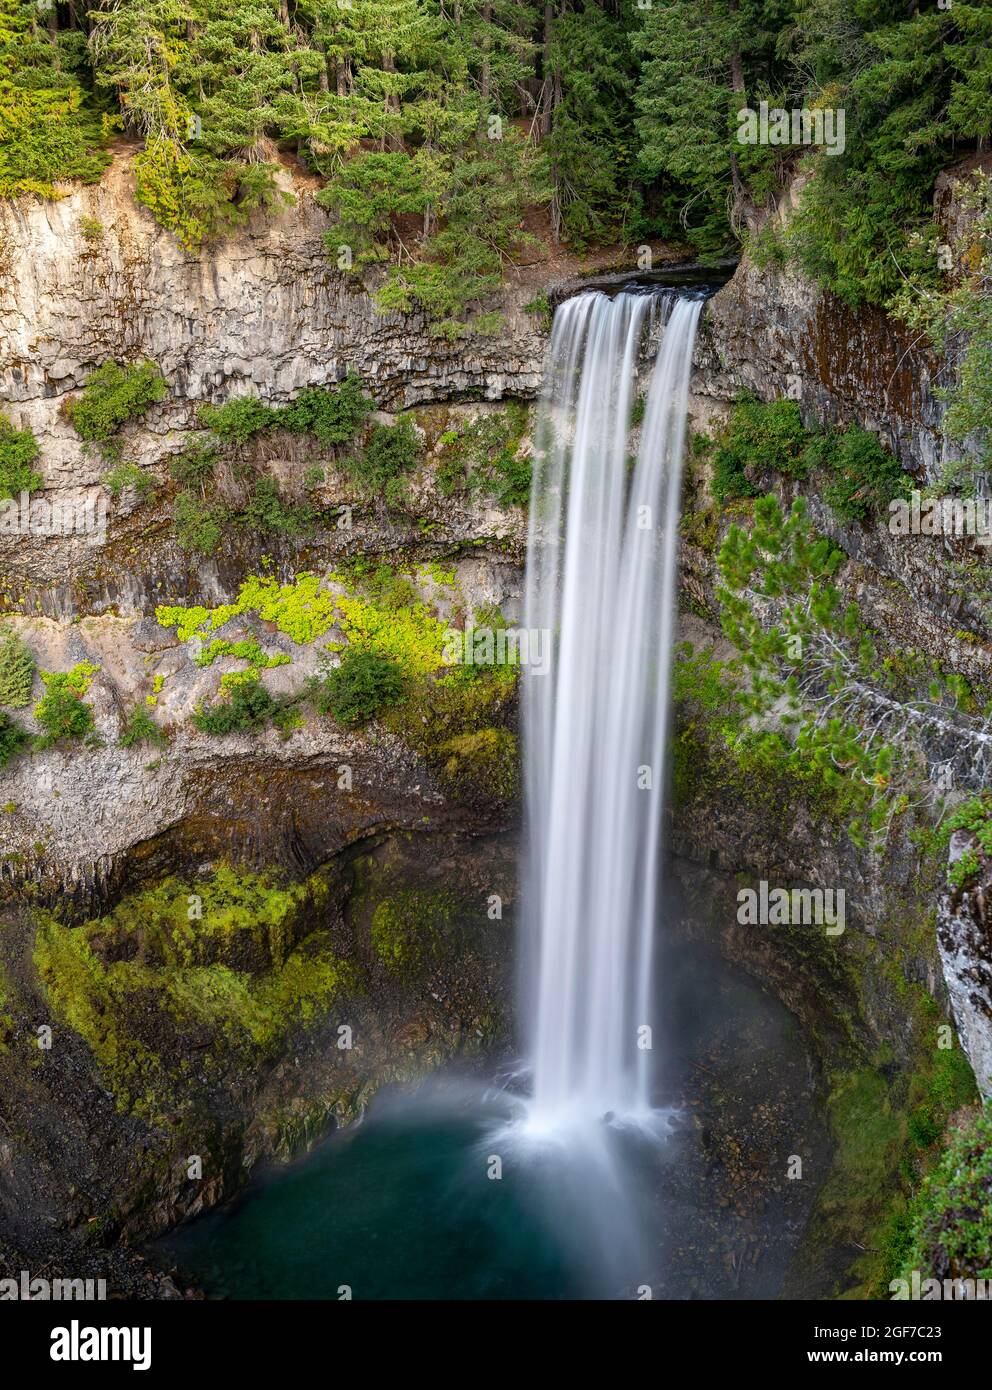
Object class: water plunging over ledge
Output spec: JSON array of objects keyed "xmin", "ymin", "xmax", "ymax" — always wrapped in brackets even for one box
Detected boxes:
[
  {"xmin": 153, "ymin": 289, "xmax": 826, "ymax": 1303},
  {"xmin": 522, "ymin": 288, "xmax": 705, "ymax": 1131}
]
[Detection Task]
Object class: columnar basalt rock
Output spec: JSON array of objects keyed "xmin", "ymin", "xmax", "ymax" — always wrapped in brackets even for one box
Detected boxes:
[
  {"xmin": 0, "ymin": 159, "xmax": 546, "ymax": 455},
  {"xmin": 693, "ymin": 258, "xmax": 948, "ymax": 481}
]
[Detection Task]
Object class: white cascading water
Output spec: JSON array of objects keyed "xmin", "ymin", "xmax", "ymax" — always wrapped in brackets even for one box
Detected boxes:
[{"xmin": 522, "ymin": 288, "xmax": 703, "ymax": 1131}]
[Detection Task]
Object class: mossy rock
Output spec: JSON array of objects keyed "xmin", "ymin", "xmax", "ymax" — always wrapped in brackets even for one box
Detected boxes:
[
  {"xmin": 438, "ymin": 728, "xmax": 519, "ymax": 809},
  {"xmin": 370, "ymin": 887, "xmax": 457, "ymax": 975},
  {"xmin": 31, "ymin": 863, "xmax": 357, "ymax": 1124},
  {"xmin": 91, "ymin": 862, "xmax": 333, "ymax": 973},
  {"xmin": 902, "ymin": 1106, "xmax": 992, "ymax": 1282}
]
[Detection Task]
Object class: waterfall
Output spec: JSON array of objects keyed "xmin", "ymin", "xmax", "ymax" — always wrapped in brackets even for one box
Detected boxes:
[{"xmin": 522, "ymin": 288, "xmax": 703, "ymax": 1130}]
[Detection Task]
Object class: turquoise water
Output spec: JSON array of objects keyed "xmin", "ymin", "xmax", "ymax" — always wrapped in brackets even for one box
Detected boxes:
[
  {"xmin": 157, "ymin": 930, "xmax": 830, "ymax": 1300},
  {"xmin": 158, "ymin": 1082, "xmax": 663, "ymax": 1299}
]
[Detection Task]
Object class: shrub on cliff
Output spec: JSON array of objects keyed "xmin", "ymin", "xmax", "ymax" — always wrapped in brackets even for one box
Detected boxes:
[
  {"xmin": 902, "ymin": 1106, "xmax": 992, "ymax": 1283},
  {"xmin": 64, "ymin": 361, "xmax": 167, "ymax": 448},
  {"xmin": 119, "ymin": 705, "xmax": 168, "ymax": 749},
  {"xmin": 312, "ymin": 649, "xmax": 405, "ymax": 728},
  {"xmin": 168, "ymin": 440, "xmax": 219, "ymax": 491},
  {"xmin": 172, "ymin": 491, "xmax": 231, "ymax": 556},
  {"xmin": 0, "ymin": 710, "xmax": 27, "ymax": 769},
  {"xmin": 0, "ymin": 626, "xmax": 35, "ymax": 707},
  {"xmin": 711, "ymin": 398, "xmax": 808, "ymax": 502},
  {"xmin": 347, "ymin": 416, "xmax": 422, "ymax": 506},
  {"xmin": 199, "ymin": 376, "xmax": 371, "ymax": 449},
  {"xmin": 199, "ymin": 396, "xmax": 278, "ymax": 446},
  {"xmin": 239, "ymin": 478, "xmax": 315, "ymax": 538},
  {"xmin": 0, "ymin": 414, "xmax": 43, "ymax": 500},
  {"xmin": 33, "ymin": 662, "xmax": 98, "ymax": 747},
  {"xmin": 709, "ymin": 398, "xmax": 908, "ymax": 523},
  {"xmin": 279, "ymin": 375, "xmax": 372, "ymax": 447},
  {"xmin": 0, "ymin": 6, "xmax": 111, "ymax": 200},
  {"xmin": 804, "ymin": 425, "xmax": 907, "ymax": 524},
  {"xmin": 193, "ymin": 676, "xmax": 278, "ymax": 736}
]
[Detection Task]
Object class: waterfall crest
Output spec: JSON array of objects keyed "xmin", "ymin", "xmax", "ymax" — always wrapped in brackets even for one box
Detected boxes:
[{"xmin": 523, "ymin": 288, "xmax": 703, "ymax": 1129}]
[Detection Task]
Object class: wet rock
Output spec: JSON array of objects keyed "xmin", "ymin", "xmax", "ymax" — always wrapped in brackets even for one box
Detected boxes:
[{"xmin": 937, "ymin": 830, "xmax": 992, "ymax": 1099}]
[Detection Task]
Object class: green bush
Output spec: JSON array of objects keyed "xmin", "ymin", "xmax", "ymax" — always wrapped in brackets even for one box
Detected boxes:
[
  {"xmin": 103, "ymin": 461, "xmax": 154, "ymax": 499},
  {"xmin": 711, "ymin": 398, "xmax": 809, "ymax": 502},
  {"xmin": 0, "ymin": 414, "xmax": 43, "ymax": 500},
  {"xmin": 193, "ymin": 677, "xmax": 278, "ymax": 735},
  {"xmin": 172, "ymin": 491, "xmax": 231, "ymax": 556},
  {"xmin": 903, "ymin": 1106, "xmax": 992, "ymax": 1281},
  {"xmin": 33, "ymin": 663, "xmax": 98, "ymax": 746},
  {"xmin": 0, "ymin": 96, "xmax": 110, "ymax": 202},
  {"xmin": 169, "ymin": 440, "xmax": 219, "ymax": 490},
  {"xmin": 239, "ymin": 478, "xmax": 314, "ymax": 537},
  {"xmin": 482, "ymin": 447, "xmax": 531, "ymax": 507},
  {"xmin": 279, "ymin": 375, "xmax": 372, "ymax": 446},
  {"xmin": 312, "ymin": 649, "xmax": 405, "ymax": 727},
  {"xmin": 441, "ymin": 405, "xmax": 532, "ymax": 505},
  {"xmin": 198, "ymin": 396, "xmax": 278, "ymax": 445},
  {"xmin": 523, "ymin": 291, "xmax": 552, "ymax": 331},
  {"xmin": 348, "ymin": 416, "xmax": 421, "ymax": 504},
  {"xmin": 0, "ymin": 711, "xmax": 27, "ymax": 769},
  {"xmin": 708, "ymin": 399, "xmax": 908, "ymax": 523},
  {"xmin": 199, "ymin": 376, "xmax": 372, "ymax": 449},
  {"xmin": 119, "ymin": 705, "xmax": 168, "ymax": 749},
  {"xmin": 64, "ymin": 361, "xmax": 167, "ymax": 445},
  {"xmin": 0, "ymin": 627, "xmax": 35, "ymax": 708},
  {"xmin": 805, "ymin": 425, "xmax": 908, "ymax": 523}
]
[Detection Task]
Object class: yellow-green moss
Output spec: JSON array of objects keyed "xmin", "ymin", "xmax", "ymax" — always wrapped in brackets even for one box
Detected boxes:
[
  {"xmin": 439, "ymin": 727, "xmax": 519, "ymax": 805},
  {"xmin": 0, "ymin": 963, "xmax": 13, "ymax": 1051},
  {"xmin": 370, "ymin": 887, "xmax": 456, "ymax": 974},
  {"xmin": 156, "ymin": 573, "xmax": 341, "ymax": 647},
  {"xmin": 104, "ymin": 862, "xmax": 327, "ymax": 970},
  {"xmin": 32, "ymin": 864, "xmax": 352, "ymax": 1124}
]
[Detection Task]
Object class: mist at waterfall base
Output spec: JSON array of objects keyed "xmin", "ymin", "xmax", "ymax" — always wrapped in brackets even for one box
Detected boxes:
[
  {"xmin": 158, "ymin": 898, "xmax": 824, "ymax": 1299},
  {"xmin": 160, "ymin": 290, "xmax": 745, "ymax": 1299}
]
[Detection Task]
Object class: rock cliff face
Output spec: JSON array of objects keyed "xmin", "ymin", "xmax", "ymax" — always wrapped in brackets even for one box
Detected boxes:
[
  {"xmin": 0, "ymin": 158, "xmax": 545, "ymax": 451},
  {"xmin": 0, "ymin": 171, "xmax": 982, "ymax": 914},
  {"xmin": 693, "ymin": 257, "xmax": 948, "ymax": 480},
  {"xmin": 0, "ymin": 158, "xmax": 539, "ymax": 615}
]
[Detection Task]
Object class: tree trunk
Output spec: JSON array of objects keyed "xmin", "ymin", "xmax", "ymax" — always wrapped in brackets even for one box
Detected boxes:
[
  {"xmin": 481, "ymin": 3, "xmax": 492, "ymax": 108},
  {"xmin": 541, "ymin": 3, "xmax": 557, "ymax": 140},
  {"xmin": 728, "ymin": 19, "xmax": 759, "ymax": 233},
  {"xmin": 382, "ymin": 51, "xmax": 401, "ymax": 151}
]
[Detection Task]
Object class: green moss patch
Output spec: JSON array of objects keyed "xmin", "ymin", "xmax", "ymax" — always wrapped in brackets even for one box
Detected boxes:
[
  {"xmin": 32, "ymin": 864, "xmax": 354, "ymax": 1124},
  {"xmin": 439, "ymin": 728, "xmax": 519, "ymax": 807},
  {"xmin": 903, "ymin": 1106, "xmax": 992, "ymax": 1281},
  {"xmin": 370, "ymin": 887, "xmax": 457, "ymax": 975}
]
